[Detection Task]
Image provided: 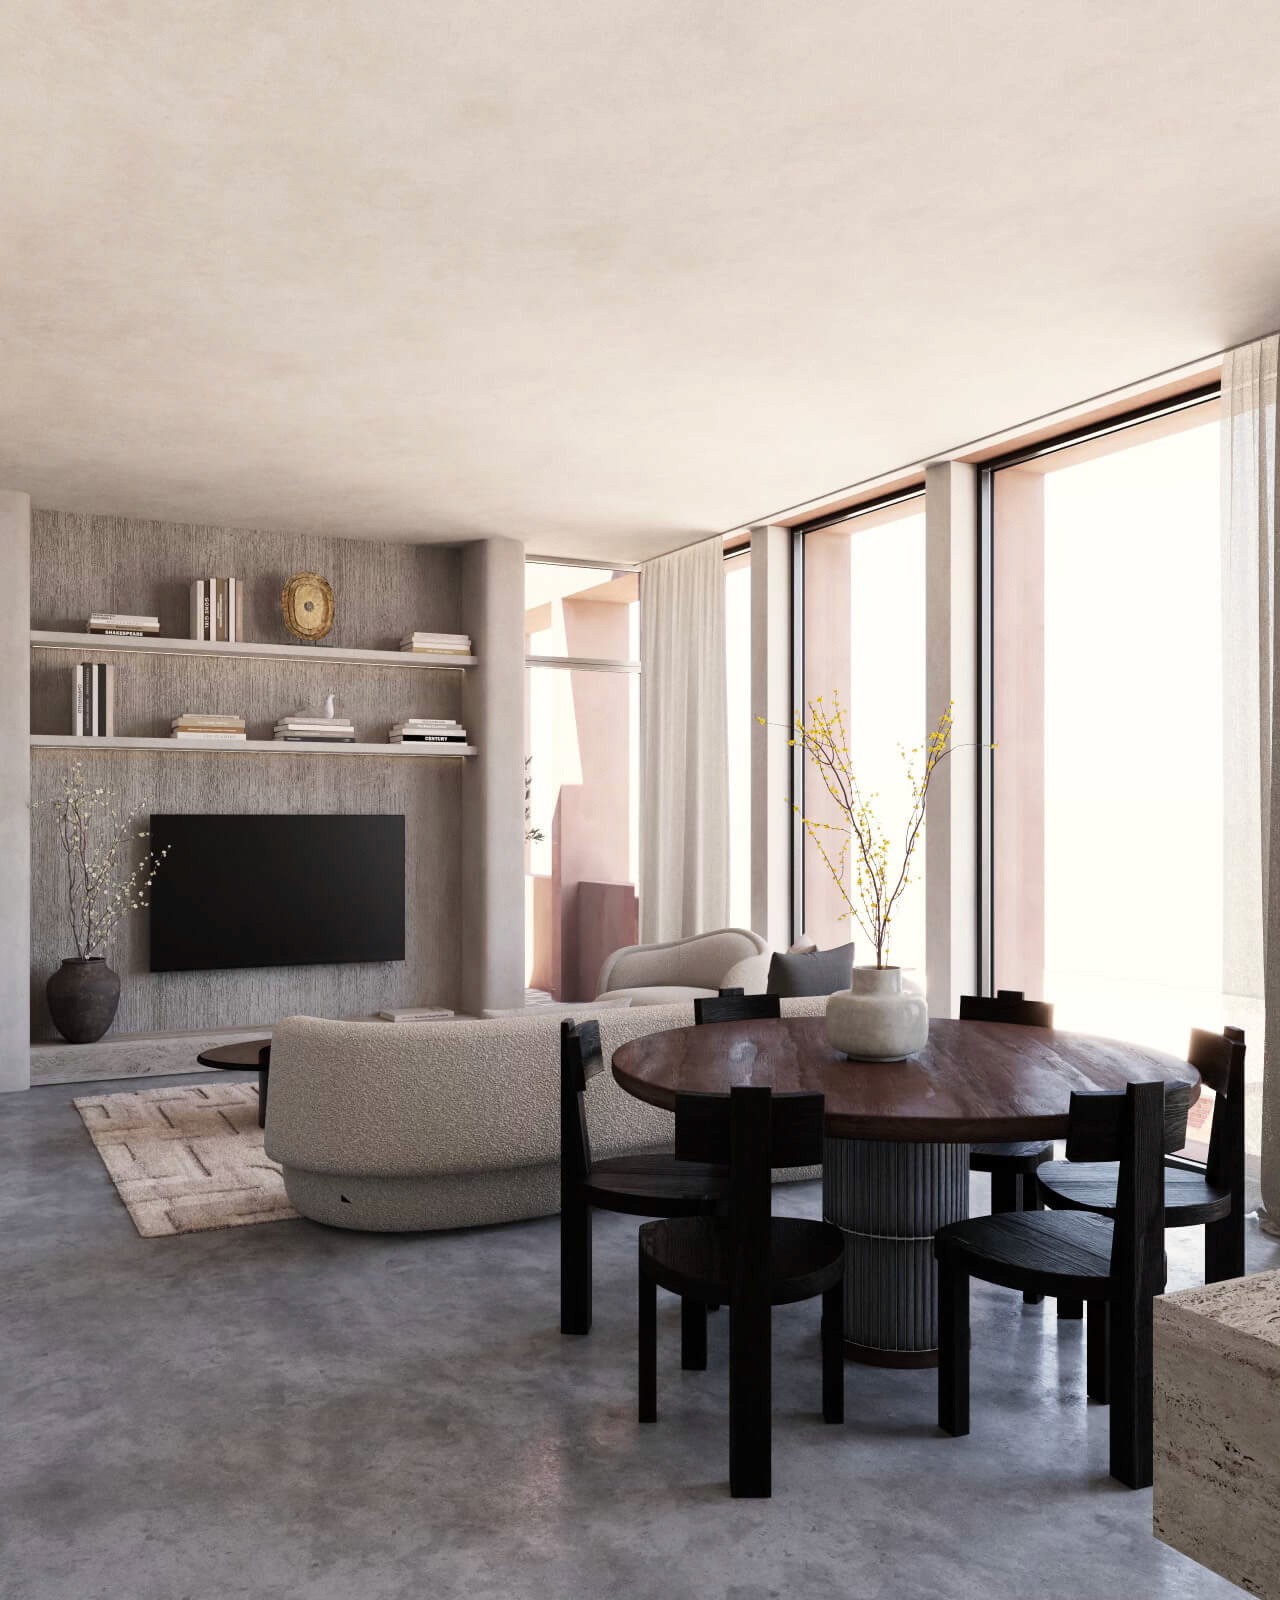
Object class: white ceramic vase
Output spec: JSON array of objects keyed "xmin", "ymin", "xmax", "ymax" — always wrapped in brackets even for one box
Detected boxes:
[{"xmin": 825, "ymin": 966, "xmax": 929, "ymax": 1061}]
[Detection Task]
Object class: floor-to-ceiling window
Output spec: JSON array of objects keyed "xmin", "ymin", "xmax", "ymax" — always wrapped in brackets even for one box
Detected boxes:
[
  {"xmin": 724, "ymin": 546, "xmax": 752, "ymax": 929},
  {"xmin": 525, "ymin": 560, "xmax": 640, "ymax": 1001},
  {"xmin": 798, "ymin": 493, "xmax": 927, "ymax": 978},
  {"xmin": 986, "ymin": 390, "xmax": 1260, "ymax": 1159}
]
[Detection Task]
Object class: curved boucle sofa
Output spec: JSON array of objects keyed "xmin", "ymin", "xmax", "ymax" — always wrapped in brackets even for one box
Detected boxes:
[{"xmin": 263, "ymin": 999, "xmax": 828, "ymax": 1231}]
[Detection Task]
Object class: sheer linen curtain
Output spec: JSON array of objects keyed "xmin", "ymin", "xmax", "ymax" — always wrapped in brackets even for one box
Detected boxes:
[
  {"xmin": 639, "ymin": 538, "xmax": 729, "ymax": 943},
  {"xmin": 1222, "ymin": 335, "xmax": 1280, "ymax": 1233}
]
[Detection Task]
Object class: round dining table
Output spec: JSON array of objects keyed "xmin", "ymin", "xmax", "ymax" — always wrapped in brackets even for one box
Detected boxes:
[{"xmin": 611, "ymin": 1016, "xmax": 1200, "ymax": 1367}]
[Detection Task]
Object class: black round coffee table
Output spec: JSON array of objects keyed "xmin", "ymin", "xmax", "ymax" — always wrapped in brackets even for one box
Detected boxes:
[{"xmin": 196, "ymin": 1039, "xmax": 272, "ymax": 1128}]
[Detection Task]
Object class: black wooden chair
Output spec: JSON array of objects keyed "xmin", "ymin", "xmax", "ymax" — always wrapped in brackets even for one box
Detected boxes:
[
  {"xmin": 560, "ymin": 1019, "xmax": 728, "ymax": 1350},
  {"xmin": 958, "ymin": 991, "xmax": 1055, "ymax": 1305},
  {"xmin": 1039, "ymin": 1028, "xmax": 1246, "ymax": 1291},
  {"xmin": 637, "ymin": 1085, "xmax": 844, "ymax": 1498},
  {"xmin": 693, "ymin": 992, "xmax": 782, "ymax": 1025},
  {"xmin": 935, "ymin": 1077, "xmax": 1187, "ymax": 1488}
]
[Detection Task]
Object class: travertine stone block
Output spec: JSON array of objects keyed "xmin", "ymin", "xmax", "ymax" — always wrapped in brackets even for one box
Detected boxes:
[{"xmin": 1154, "ymin": 1270, "xmax": 1280, "ymax": 1598}]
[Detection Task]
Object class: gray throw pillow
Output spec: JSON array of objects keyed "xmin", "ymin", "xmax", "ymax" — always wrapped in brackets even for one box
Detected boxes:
[{"xmin": 766, "ymin": 942, "xmax": 855, "ymax": 998}]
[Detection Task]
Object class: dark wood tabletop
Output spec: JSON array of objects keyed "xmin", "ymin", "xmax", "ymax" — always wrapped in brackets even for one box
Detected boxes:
[{"xmin": 611, "ymin": 1017, "xmax": 1201, "ymax": 1143}]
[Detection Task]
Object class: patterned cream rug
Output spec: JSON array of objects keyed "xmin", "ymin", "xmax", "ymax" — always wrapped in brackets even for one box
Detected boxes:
[{"xmin": 75, "ymin": 1082, "xmax": 299, "ymax": 1237}]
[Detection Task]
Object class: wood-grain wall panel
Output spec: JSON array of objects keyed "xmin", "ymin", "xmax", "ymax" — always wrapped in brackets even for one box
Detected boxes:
[{"xmin": 29, "ymin": 511, "xmax": 468, "ymax": 1040}]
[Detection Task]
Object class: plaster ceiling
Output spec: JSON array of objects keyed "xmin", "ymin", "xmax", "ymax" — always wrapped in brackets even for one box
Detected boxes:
[{"xmin": 3, "ymin": 2, "xmax": 1280, "ymax": 562}]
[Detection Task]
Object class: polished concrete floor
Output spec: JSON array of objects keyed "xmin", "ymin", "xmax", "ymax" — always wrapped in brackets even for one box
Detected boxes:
[{"xmin": 4, "ymin": 1072, "xmax": 1276, "ymax": 1600}]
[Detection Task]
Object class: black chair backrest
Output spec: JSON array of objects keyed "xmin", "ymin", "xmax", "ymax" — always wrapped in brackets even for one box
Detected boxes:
[
  {"xmin": 1188, "ymin": 1026, "xmax": 1246, "ymax": 1192},
  {"xmin": 1065, "ymin": 1084, "xmax": 1190, "ymax": 1164},
  {"xmin": 560, "ymin": 1019, "xmax": 605, "ymax": 1186},
  {"xmin": 1063, "ymin": 1080, "xmax": 1174, "ymax": 1296},
  {"xmin": 675, "ymin": 1087, "xmax": 824, "ymax": 1282},
  {"xmin": 959, "ymin": 990, "xmax": 1054, "ymax": 1029},
  {"xmin": 694, "ymin": 993, "xmax": 783, "ymax": 1026},
  {"xmin": 673, "ymin": 1087, "xmax": 824, "ymax": 1171}
]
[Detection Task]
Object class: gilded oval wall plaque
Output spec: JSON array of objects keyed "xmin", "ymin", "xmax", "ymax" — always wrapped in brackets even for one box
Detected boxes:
[{"xmin": 281, "ymin": 572, "xmax": 335, "ymax": 641}]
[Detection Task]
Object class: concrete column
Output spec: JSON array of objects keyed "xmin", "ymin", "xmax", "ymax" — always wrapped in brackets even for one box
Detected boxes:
[
  {"xmin": 750, "ymin": 525, "xmax": 793, "ymax": 949},
  {"xmin": 925, "ymin": 462, "xmax": 978, "ymax": 1018},
  {"xmin": 0, "ymin": 492, "xmax": 30, "ymax": 1091},
  {"xmin": 800, "ymin": 522, "xmax": 854, "ymax": 948},
  {"xmin": 460, "ymin": 537, "xmax": 525, "ymax": 1016},
  {"xmin": 991, "ymin": 469, "xmax": 1046, "ymax": 997}
]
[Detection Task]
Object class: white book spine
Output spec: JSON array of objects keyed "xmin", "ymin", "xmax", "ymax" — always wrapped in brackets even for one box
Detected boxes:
[
  {"xmin": 104, "ymin": 663, "xmax": 115, "ymax": 737},
  {"xmin": 72, "ymin": 665, "xmax": 82, "ymax": 737}
]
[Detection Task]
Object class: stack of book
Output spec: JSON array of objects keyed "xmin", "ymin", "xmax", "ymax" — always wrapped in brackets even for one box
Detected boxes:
[
  {"xmin": 399, "ymin": 631, "xmax": 472, "ymax": 656},
  {"xmin": 72, "ymin": 663, "xmax": 115, "ymax": 737},
  {"xmin": 190, "ymin": 579, "xmax": 244, "ymax": 642},
  {"xmin": 377, "ymin": 1006, "xmax": 456, "ymax": 1023},
  {"xmin": 388, "ymin": 718, "xmax": 467, "ymax": 745},
  {"xmin": 274, "ymin": 714, "xmax": 357, "ymax": 743},
  {"xmin": 172, "ymin": 713, "xmax": 247, "ymax": 743},
  {"xmin": 87, "ymin": 612, "xmax": 159, "ymax": 637}
]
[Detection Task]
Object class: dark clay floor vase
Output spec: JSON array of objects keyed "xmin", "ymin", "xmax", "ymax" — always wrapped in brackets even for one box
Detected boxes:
[{"xmin": 47, "ymin": 957, "xmax": 121, "ymax": 1044}]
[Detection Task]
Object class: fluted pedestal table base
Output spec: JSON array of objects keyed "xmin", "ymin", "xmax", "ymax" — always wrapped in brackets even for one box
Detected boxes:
[{"xmin": 823, "ymin": 1136, "xmax": 970, "ymax": 1367}]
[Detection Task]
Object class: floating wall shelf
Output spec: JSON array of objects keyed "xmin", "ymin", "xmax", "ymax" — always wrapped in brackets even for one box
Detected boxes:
[
  {"xmin": 30, "ymin": 735, "xmax": 476, "ymax": 759},
  {"xmin": 30, "ymin": 631, "xmax": 476, "ymax": 671}
]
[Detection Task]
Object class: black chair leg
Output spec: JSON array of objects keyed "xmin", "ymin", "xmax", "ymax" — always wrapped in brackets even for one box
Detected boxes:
[
  {"xmin": 938, "ymin": 1261, "xmax": 970, "ymax": 1437},
  {"xmin": 681, "ymin": 1297, "xmax": 708, "ymax": 1371},
  {"xmin": 821, "ymin": 1285, "xmax": 844, "ymax": 1424},
  {"xmin": 560, "ymin": 1191, "xmax": 592, "ymax": 1335},
  {"xmin": 990, "ymin": 1168, "xmax": 1019, "ymax": 1214},
  {"xmin": 729, "ymin": 1302, "xmax": 771, "ymax": 1498},
  {"xmin": 1021, "ymin": 1172, "xmax": 1044, "ymax": 1304},
  {"xmin": 1108, "ymin": 1295, "xmax": 1154, "ymax": 1489},
  {"xmin": 1205, "ymin": 1213, "xmax": 1245, "ymax": 1284},
  {"xmin": 1086, "ymin": 1300, "xmax": 1110, "ymax": 1403},
  {"xmin": 1059, "ymin": 1296, "xmax": 1084, "ymax": 1320},
  {"xmin": 638, "ymin": 1254, "xmax": 657, "ymax": 1424}
]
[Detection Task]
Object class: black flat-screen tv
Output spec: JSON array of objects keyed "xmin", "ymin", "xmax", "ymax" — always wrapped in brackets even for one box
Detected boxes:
[{"xmin": 148, "ymin": 814, "xmax": 406, "ymax": 972}]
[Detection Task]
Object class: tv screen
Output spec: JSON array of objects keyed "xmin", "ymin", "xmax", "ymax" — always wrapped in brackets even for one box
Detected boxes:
[{"xmin": 148, "ymin": 814, "xmax": 406, "ymax": 972}]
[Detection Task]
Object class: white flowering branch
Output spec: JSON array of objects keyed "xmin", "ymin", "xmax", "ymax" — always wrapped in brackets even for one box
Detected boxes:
[
  {"xmin": 48, "ymin": 763, "xmax": 171, "ymax": 958},
  {"xmin": 761, "ymin": 693, "xmax": 989, "ymax": 968}
]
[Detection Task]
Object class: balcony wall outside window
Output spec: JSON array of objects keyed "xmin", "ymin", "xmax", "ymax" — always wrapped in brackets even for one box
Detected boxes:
[{"xmin": 525, "ymin": 563, "xmax": 639, "ymax": 1002}]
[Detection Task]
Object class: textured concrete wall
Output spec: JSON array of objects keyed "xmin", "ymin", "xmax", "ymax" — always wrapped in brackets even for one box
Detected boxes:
[
  {"xmin": 30, "ymin": 748, "xmax": 462, "ymax": 1039},
  {"xmin": 31, "ymin": 509, "xmax": 461, "ymax": 647},
  {"xmin": 0, "ymin": 492, "xmax": 31, "ymax": 1089},
  {"xmin": 460, "ymin": 538, "xmax": 525, "ymax": 1014},
  {"xmin": 29, "ymin": 511, "xmax": 466, "ymax": 1041}
]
